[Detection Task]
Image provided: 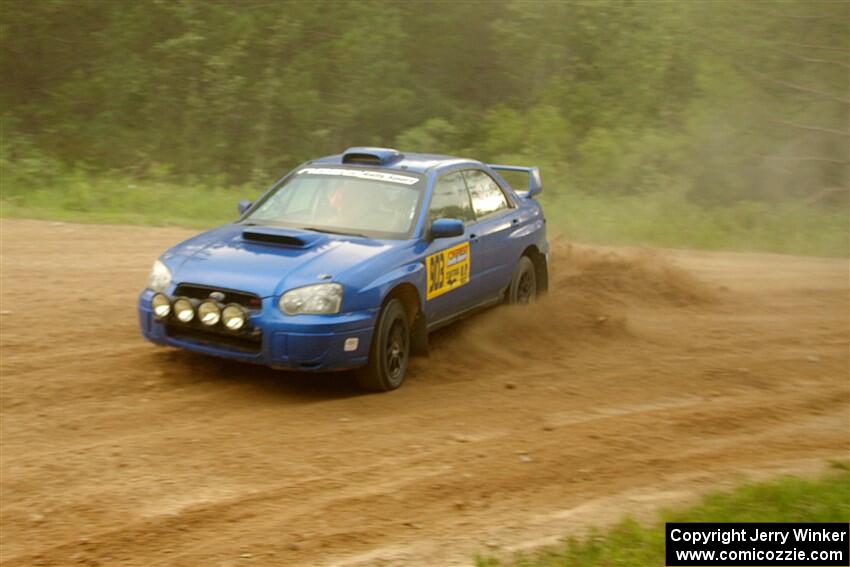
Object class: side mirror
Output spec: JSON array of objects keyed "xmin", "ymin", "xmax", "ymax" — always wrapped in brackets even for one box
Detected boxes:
[
  {"xmin": 430, "ymin": 218, "xmax": 465, "ymax": 239},
  {"xmin": 237, "ymin": 199, "xmax": 253, "ymax": 215}
]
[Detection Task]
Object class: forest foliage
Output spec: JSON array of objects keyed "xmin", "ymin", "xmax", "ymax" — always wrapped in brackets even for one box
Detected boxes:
[{"xmin": 1, "ymin": 0, "xmax": 848, "ymax": 254}]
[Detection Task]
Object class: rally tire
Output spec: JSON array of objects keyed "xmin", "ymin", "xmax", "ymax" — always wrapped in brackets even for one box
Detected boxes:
[
  {"xmin": 508, "ymin": 256, "xmax": 537, "ymax": 304},
  {"xmin": 410, "ymin": 312, "xmax": 429, "ymax": 356},
  {"xmin": 357, "ymin": 299, "xmax": 410, "ymax": 391}
]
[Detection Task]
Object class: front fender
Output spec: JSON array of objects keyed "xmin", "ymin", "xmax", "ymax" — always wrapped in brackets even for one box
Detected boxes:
[{"xmin": 357, "ymin": 260, "xmax": 426, "ymax": 313}]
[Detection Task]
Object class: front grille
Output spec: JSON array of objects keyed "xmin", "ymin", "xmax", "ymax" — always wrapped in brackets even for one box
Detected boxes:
[
  {"xmin": 173, "ymin": 283, "xmax": 262, "ymax": 309},
  {"xmin": 165, "ymin": 324, "xmax": 262, "ymax": 354}
]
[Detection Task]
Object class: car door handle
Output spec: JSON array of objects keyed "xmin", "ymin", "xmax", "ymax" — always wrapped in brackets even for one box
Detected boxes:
[{"xmin": 511, "ymin": 218, "xmax": 520, "ymax": 225}]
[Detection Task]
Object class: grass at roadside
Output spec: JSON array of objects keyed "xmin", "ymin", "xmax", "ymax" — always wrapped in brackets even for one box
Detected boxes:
[
  {"xmin": 1, "ymin": 175, "xmax": 250, "ymax": 229},
  {"xmin": 2, "ymin": 173, "xmax": 847, "ymax": 256},
  {"xmin": 475, "ymin": 465, "xmax": 850, "ymax": 567},
  {"xmin": 545, "ymin": 191, "xmax": 849, "ymax": 258}
]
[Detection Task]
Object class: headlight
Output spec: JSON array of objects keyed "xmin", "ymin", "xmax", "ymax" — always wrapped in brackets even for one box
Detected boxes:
[
  {"xmin": 146, "ymin": 260, "xmax": 172, "ymax": 293},
  {"xmin": 151, "ymin": 293, "xmax": 171, "ymax": 319},
  {"xmin": 198, "ymin": 301, "xmax": 222, "ymax": 326},
  {"xmin": 222, "ymin": 304, "xmax": 247, "ymax": 330},
  {"xmin": 173, "ymin": 297, "xmax": 195, "ymax": 323},
  {"xmin": 279, "ymin": 283, "xmax": 343, "ymax": 315}
]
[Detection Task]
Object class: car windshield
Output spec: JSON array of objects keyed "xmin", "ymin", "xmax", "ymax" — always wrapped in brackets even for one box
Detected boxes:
[{"xmin": 243, "ymin": 166, "xmax": 424, "ymax": 239}]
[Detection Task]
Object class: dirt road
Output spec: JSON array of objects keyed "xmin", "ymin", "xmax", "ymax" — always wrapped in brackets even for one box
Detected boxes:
[{"xmin": 1, "ymin": 219, "xmax": 847, "ymax": 566}]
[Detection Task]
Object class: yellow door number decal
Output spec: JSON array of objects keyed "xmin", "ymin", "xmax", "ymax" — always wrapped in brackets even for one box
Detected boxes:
[{"xmin": 426, "ymin": 242, "xmax": 470, "ymax": 300}]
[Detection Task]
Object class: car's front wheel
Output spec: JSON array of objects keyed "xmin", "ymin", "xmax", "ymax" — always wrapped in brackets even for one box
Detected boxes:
[
  {"xmin": 508, "ymin": 256, "xmax": 537, "ymax": 304},
  {"xmin": 357, "ymin": 298, "xmax": 410, "ymax": 391}
]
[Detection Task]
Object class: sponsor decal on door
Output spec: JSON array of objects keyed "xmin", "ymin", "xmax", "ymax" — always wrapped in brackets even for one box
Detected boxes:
[{"xmin": 426, "ymin": 242, "xmax": 470, "ymax": 300}]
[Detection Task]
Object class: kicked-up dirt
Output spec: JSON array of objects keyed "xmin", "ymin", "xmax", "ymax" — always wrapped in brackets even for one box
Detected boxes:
[{"xmin": 1, "ymin": 218, "xmax": 847, "ymax": 566}]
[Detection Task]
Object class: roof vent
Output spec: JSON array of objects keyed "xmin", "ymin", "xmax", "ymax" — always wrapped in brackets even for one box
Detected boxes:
[{"xmin": 342, "ymin": 147, "xmax": 403, "ymax": 166}]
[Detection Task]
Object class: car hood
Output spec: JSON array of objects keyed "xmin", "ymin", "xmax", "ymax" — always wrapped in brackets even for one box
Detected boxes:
[{"xmin": 163, "ymin": 224, "xmax": 397, "ymax": 298}]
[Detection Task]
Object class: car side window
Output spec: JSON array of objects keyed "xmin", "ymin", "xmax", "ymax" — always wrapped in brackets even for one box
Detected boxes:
[
  {"xmin": 464, "ymin": 170, "xmax": 510, "ymax": 218},
  {"xmin": 429, "ymin": 171, "xmax": 475, "ymax": 223}
]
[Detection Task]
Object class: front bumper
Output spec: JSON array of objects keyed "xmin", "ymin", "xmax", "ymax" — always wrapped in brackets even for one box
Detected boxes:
[{"xmin": 138, "ymin": 290, "xmax": 376, "ymax": 371}]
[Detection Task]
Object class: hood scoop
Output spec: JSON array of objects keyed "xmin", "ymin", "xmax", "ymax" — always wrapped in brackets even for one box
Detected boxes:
[{"xmin": 241, "ymin": 227, "xmax": 322, "ymax": 248}]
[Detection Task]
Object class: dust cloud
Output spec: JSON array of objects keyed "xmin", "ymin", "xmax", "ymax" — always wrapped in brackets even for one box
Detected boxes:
[{"xmin": 427, "ymin": 243, "xmax": 715, "ymax": 371}]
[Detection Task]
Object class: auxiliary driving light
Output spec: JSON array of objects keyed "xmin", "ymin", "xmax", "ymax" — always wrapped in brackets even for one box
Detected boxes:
[
  {"xmin": 173, "ymin": 297, "xmax": 195, "ymax": 323},
  {"xmin": 221, "ymin": 304, "xmax": 247, "ymax": 331},
  {"xmin": 151, "ymin": 293, "xmax": 171, "ymax": 319},
  {"xmin": 198, "ymin": 300, "xmax": 222, "ymax": 326}
]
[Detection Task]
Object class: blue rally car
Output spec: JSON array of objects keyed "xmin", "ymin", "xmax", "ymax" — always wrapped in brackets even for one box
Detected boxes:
[{"xmin": 139, "ymin": 147, "xmax": 548, "ymax": 391}]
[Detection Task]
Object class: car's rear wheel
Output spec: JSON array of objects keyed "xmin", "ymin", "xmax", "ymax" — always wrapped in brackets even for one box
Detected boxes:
[
  {"xmin": 357, "ymin": 298, "xmax": 410, "ymax": 391},
  {"xmin": 508, "ymin": 256, "xmax": 537, "ymax": 304}
]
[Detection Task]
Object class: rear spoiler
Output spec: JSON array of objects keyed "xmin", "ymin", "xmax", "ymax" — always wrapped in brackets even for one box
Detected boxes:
[{"xmin": 488, "ymin": 164, "xmax": 542, "ymax": 198}]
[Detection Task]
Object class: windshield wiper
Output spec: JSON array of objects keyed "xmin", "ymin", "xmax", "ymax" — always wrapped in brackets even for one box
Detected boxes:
[{"xmin": 302, "ymin": 227, "xmax": 368, "ymax": 238}]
